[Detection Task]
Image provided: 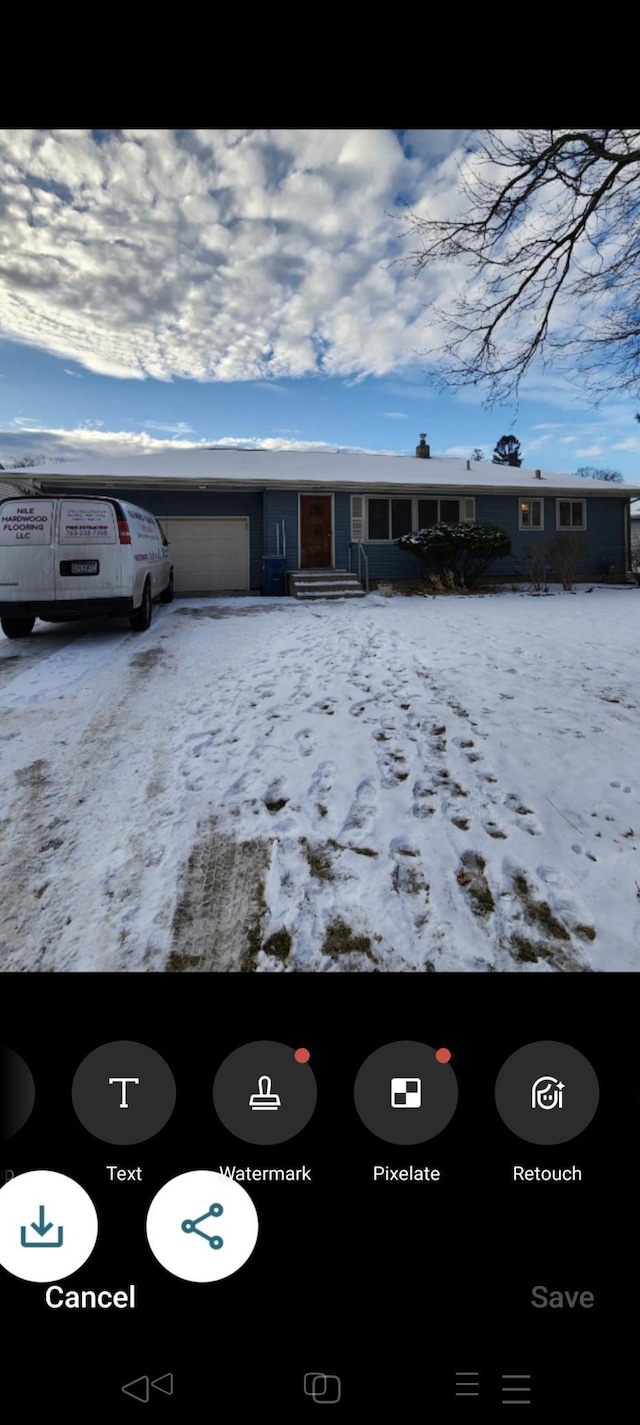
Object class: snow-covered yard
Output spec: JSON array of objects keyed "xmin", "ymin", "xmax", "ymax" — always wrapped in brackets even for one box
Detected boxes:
[{"xmin": 1, "ymin": 587, "xmax": 639, "ymax": 973}]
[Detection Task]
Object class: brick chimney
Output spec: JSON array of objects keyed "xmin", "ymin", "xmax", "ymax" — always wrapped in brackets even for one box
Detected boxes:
[
  {"xmin": 534, "ymin": 469, "xmax": 542, "ymax": 480},
  {"xmin": 415, "ymin": 432, "xmax": 430, "ymax": 459}
]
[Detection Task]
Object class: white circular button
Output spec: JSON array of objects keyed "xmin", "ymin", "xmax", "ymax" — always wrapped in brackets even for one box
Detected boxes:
[
  {"xmin": 146, "ymin": 1170, "xmax": 259, "ymax": 1282},
  {"xmin": 0, "ymin": 1170, "xmax": 98, "ymax": 1282}
]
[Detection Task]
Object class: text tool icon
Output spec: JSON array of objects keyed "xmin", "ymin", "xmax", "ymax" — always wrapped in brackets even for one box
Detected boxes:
[
  {"xmin": 108, "ymin": 1077, "xmax": 140, "ymax": 1109},
  {"xmin": 20, "ymin": 1205, "xmax": 63, "ymax": 1248},
  {"xmin": 249, "ymin": 1076, "xmax": 281, "ymax": 1111},
  {"xmin": 391, "ymin": 1077, "xmax": 421, "ymax": 1109}
]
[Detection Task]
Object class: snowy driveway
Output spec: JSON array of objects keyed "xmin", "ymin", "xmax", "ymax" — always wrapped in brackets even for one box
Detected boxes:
[{"xmin": 1, "ymin": 588, "xmax": 639, "ymax": 973}]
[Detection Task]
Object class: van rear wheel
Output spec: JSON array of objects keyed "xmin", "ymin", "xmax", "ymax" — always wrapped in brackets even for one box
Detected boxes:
[
  {"xmin": 130, "ymin": 580, "xmax": 152, "ymax": 633},
  {"xmin": 1, "ymin": 616, "xmax": 36, "ymax": 639}
]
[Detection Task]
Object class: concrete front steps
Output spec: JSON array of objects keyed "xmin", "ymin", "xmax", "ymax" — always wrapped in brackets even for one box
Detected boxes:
[{"xmin": 288, "ymin": 569, "xmax": 366, "ymax": 600}]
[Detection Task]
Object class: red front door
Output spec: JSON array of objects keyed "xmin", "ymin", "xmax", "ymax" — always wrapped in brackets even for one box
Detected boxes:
[{"xmin": 300, "ymin": 496, "xmax": 332, "ymax": 568}]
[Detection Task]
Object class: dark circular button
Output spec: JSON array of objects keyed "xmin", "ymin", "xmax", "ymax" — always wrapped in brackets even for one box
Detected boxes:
[
  {"xmin": 495, "ymin": 1041, "xmax": 599, "ymax": 1144},
  {"xmin": 72, "ymin": 1041, "xmax": 176, "ymax": 1144},
  {"xmin": 354, "ymin": 1041, "xmax": 458, "ymax": 1144},
  {"xmin": 213, "ymin": 1041, "xmax": 316, "ymax": 1145},
  {"xmin": 1, "ymin": 1047, "xmax": 35, "ymax": 1140}
]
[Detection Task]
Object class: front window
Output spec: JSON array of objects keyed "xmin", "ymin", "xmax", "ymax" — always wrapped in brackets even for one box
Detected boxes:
[
  {"xmin": 391, "ymin": 499, "xmax": 413, "ymax": 538},
  {"xmin": 350, "ymin": 495, "xmax": 476, "ymax": 542},
  {"xmin": 368, "ymin": 499, "xmax": 390, "ymax": 541},
  {"xmin": 556, "ymin": 499, "xmax": 586, "ymax": 530}
]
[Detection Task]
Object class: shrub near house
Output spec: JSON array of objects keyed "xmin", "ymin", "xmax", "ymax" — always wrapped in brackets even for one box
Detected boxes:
[{"xmin": 396, "ymin": 522, "xmax": 511, "ymax": 587}]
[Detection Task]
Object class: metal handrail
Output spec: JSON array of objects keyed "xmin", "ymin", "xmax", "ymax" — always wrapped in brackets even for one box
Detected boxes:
[{"xmin": 356, "ymin": 542, "xmax": 369, "ymax": 593}]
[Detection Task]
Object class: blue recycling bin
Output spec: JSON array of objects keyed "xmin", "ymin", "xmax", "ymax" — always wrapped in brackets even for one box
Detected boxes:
[{"xmin": 262, "ymin": 556, "xmax": 287, "ymax": 596}]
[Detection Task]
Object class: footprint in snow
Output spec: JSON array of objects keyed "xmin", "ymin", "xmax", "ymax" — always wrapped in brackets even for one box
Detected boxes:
[
  {"xmin": 411, "ymin": 777, "xmax": 436, "ymax": 819},
  {"xmin": 391, "ymin": 845, "xmax": 431, "ymax": 899},
  {"xmin": 342, "ymin": 778, "xmax": 378, "ymax": 832},
  {"xmin": 571, "ymin": 844, "xmax": 598, "ymax": 862},
  {"xmin": 295, "ymin": 728, "xmax": 317, "ymax": 757},
  {"xmin": 377, "ymin": 745, "xmax": 411, "ymax": 788},
  {"xmin": 309, "ymin": 761, "xmax": 337, "ymax": 797}
]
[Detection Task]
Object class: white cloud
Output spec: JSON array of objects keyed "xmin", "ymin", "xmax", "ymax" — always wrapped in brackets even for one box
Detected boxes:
[
  {"xmin": 0, "ymin": 129, "xmax": 433, "ymax": 386},
  {"xmin": 575, "ymin": 445, "xmax": 605, "ymax": 457},
  {"xmin": 143, "ymin": 420, "xmax": 195, "ymax": 434},
  {"xmin": 523, "ymin": 434, "xmax": 553, "ymax": 452},
  {"xmin": 382, "ymin": 411, "xmax": 407, "ymax": 420},
  {"xmin": 64, "ymin": 368, "xmax": 82, "ymax": 377},
  {"xmin": 0, "ymin": 424, "xmax": 398, "ymax": 462},
  {"xmin": 611, "ymin": 437, "xmax": 640, "ymax": 452}
]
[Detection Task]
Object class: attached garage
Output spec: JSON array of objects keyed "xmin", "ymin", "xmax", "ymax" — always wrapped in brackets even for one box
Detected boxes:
[{"xmin": 160, "ymin": 517, "xmax": 250, "ymax": 593}]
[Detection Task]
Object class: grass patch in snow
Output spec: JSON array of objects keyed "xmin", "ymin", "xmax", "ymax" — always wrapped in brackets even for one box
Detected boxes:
[
  {"xmin": 328, "ymin": 840, "xmax": 379, "ymax": 857},
  {"xmin": 322, "ymin": 919, "xmax": 374, "ymax": 961},
  {"xmin": 261, "ymin": 928, "xmax": 292, "ymax": 962},
  {"xmin": 456, "ymin": 851, "xmax": 495, "ymax": 917},
  {"xmin": 511, "ymin": 872, "xmax": 570, "ymax": 941},
  {"xmin": 302, "ymin": 839, "xmax": 335, "ymax": 881}
]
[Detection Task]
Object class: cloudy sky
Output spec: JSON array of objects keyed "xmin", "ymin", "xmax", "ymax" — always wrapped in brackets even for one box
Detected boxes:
[{"xmin": 1, "ymin": 128, "xmax": 639, "ymax": 479}]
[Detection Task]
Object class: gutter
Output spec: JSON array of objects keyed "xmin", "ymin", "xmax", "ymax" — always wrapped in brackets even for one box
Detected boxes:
[{"xmin": 31, "ymin": 475, "xmax": 640, "ymax": 498}]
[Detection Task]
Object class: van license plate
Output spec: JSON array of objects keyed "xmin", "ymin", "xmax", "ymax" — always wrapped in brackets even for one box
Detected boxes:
[{"xmin": 70, "ymin": 560, "xmax": 98, "ymax": 574}]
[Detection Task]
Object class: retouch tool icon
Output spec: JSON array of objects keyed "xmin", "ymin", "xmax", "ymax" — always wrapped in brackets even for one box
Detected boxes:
[{"xmin": 531, "ymin": 1076, "xmax": 564, "ymax": 1111}]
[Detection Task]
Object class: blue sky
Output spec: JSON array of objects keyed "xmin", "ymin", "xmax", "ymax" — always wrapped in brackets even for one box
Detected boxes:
[{"xmin": 1, "ymin": 129, "xmax": 639, "ymax": 480}]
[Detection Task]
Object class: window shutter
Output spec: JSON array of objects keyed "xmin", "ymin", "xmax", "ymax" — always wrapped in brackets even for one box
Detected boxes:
[
  {"xmin": 351, "ymin": 495, "xmax": 364, "ymax": 542},
  {"xmin": 463, "ymin": 497, "xmax": 475, "ymax": 522}
]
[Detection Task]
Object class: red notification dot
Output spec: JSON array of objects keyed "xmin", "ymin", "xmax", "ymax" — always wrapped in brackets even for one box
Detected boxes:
[
  {"xmin": 294, "ymin": 1048, "xmax": 311, "ymax": 1064},
  {"xmin": 435, "ymin": 1047, "xmax": 451, "ymax": 1064}
]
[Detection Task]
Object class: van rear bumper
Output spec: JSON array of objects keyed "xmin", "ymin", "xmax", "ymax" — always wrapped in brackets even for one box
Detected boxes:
[{"xmin": 0, "ymin": 598, "xmax": 135, "ymax": 620}]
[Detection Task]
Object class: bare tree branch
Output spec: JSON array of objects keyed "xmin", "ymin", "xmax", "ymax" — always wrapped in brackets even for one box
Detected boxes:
[{"xmin": 395, "ymin": 129, "xmax": 640, "ymax": 404}]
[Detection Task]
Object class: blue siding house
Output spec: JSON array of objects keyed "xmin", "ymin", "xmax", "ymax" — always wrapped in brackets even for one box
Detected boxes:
[{"xmin": 15, "ymin": 440, "xmax": 640, "ymax": 593}]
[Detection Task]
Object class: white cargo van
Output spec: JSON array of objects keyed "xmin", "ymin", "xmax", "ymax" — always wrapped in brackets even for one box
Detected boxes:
[{"xmin": 0, "ymin": 495, "xmax": 173, "ymax": 638}]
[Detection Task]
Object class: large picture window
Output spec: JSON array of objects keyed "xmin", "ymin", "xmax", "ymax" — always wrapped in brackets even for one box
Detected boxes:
[
  {"xmin": 417, "ymin": 498, "xmax": 463, "ymax": 527},
  {"xmin": 351, "ymin": 495, "xmax": 475, "ymax": 542}
]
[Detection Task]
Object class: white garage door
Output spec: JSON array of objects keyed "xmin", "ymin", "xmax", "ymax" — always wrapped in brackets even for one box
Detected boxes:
[{"xmin": 161, "ymin": 518, "xmax": 250, "ymax": 593}]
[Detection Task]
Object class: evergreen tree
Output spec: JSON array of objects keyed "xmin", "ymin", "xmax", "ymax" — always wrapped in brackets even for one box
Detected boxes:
[{"xmin": 492, "ymin": 435, "xmax": 522, "ymax": 467}]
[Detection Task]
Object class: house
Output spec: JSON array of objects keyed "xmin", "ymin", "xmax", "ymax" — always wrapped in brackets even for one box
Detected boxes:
[
  {"xmin": 0, "ymin": 477, "xmax": 38, "ymax": 501},
  {"xmin": 6, "ymin": 438, "xmax": 640, "ymax": 595}
]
